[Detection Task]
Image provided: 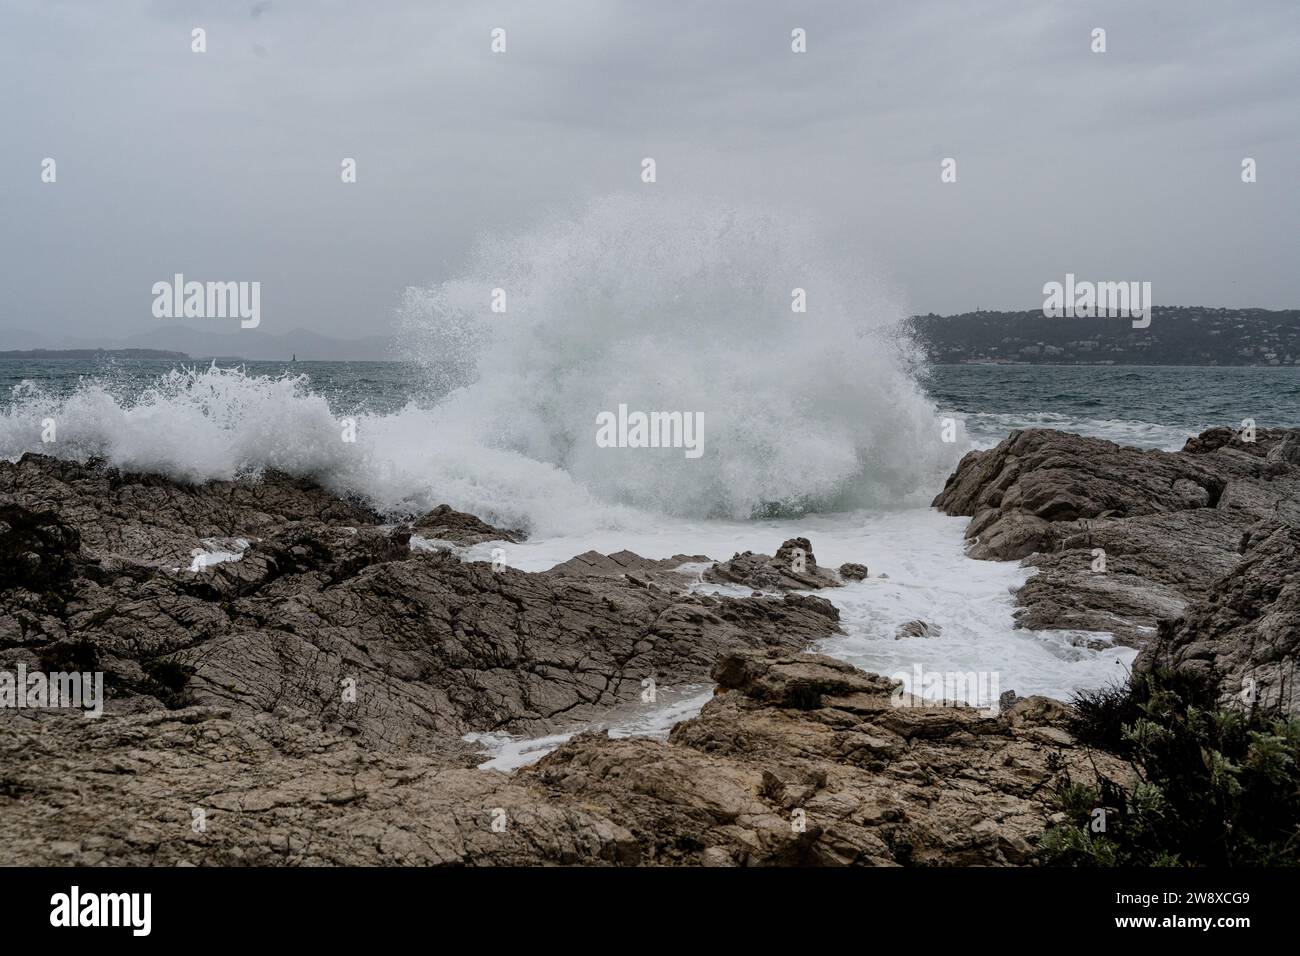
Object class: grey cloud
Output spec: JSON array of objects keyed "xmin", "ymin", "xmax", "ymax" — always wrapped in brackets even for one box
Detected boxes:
[{"xmin": 0, "ymin": 0, "xmax": 1296, "ymax": 343}]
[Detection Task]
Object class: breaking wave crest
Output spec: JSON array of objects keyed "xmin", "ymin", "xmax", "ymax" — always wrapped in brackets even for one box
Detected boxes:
[{"xmin": 1, "ymin": 196, "xmax": 963, "ymax": 534}]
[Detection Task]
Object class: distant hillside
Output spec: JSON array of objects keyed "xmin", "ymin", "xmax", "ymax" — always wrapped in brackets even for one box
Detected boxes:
[
  {"xmin": 0, "ymin": 325, "xmax": 394, "ymax": 362},
  {"xmin": 118, "ymin": 327, "xmax": 393, "ymax": 362},
  {"xmin": 908, "ymin": 306, "xmax": 1300, "ymax": 365},
  {"xmin": 0, "ymin": 348, "xmax": 190, "ymax": 361}
]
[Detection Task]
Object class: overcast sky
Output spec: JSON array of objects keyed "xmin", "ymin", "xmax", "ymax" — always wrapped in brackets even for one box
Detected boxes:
[{"xmin": 2, "ymin": 0, "xmax": 1298, "ymax": 343}]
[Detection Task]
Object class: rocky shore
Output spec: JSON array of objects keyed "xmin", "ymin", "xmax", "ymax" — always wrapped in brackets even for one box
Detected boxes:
[
  {"xmin": 1, "ymin": 425, "xmax": 1295, "ymax": 865},
  {"xmin": 933, "ymin": 426, "xmax": 1299, "ymax": 714}
]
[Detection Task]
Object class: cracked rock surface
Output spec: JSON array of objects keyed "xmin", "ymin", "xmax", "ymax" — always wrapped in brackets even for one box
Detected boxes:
[
  {"xmin": 933, "ymin": 426, "xmax": 1300, "ymax": 712},
  {"xmin": 0, "ymin": 455, "xmax": 841, "ymax": 753},
  {"xmin": 2, "ymin": 435, "xmax": 1280, "ymax": 865},
  {"xmin": 0, "ymin": 651, "xmax": 1121, "ymax": 866}
]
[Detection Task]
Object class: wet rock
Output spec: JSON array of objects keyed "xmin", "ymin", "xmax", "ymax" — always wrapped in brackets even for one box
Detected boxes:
[
  {"xmin": 0, "ymin": 455, "xmax": 843, "ymax": 751},
  {"xmin": 546, "ymin": 550, "xmax": 711, "ymax": 592},
  {"xmin": 0, "ymin": 706, "xmax": 641, "ymax": 866},
  {"xmin": 411, "ymin": 504, "xmax": 523, "ymax": 545},
  {"xmin": 838, "ymin": 562, "xmax": 869, "ymax": 582},
  {"xmin": 710, "ymin": 651, "xmax": 897, "ymax": 709},
  {"xmin": 933, "ymin": 427, "xmax": 1300, "ymax": 647},
  {"xmin": 1266, "ymin": 430, "xmax": 1300, "ymax": 466},
  {"xmin": 895, "ymin": 620, "xmax": 942, "ymax": 640},
  {"xmin": 704, "ymin": 537, "xmax": 847, "ymax": 591},
  {"xmin": 0, "ymin": 454, "xmax": 379, "ymax": 569},
  {"xmin": 520, "ymin": 650, "xmax": 1123, "ymax": 866}
]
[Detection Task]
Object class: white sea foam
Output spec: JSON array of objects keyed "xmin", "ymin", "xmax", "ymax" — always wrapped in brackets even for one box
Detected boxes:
[
  {"xmin": 467, "ymin": 509, "xmax": 1134, "ymax": 705},
  {"xmin": 187, "ymin": 538, "xmax": 250, "ymax": 571},
  {"xmin": 466, "ymin": 684, "xmax": 715, "ymax": 773},
  {"xmin": 465, "ymin": 509, "xmax": 1135, "ymax": 769},
  {"xmin": 959, "ymin": 410, "xmax": 1198, "ymax": 451}
]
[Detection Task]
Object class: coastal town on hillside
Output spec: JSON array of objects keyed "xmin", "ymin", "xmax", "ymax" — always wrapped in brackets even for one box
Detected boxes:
[{"xmin": 909, "ymin": 306, "xmax": 1300, "ymax": 365}]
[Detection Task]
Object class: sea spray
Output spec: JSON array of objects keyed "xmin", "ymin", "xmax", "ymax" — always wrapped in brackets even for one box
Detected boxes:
[
  {"xmin": 2, "ymin": 196, "xmax": 965, "ymax": 532},
  {"xmin": 399, "ymin": 194, "xmax": 964, "ymax": 519}
]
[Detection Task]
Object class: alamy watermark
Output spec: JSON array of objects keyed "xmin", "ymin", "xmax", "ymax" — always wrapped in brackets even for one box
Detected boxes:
[
  {"xmin": 1042, "ymin": 273, "xmax": 1151, "ymax": 328},
  {"xmin": 890, "ymin": 663, "xmax": 1000, "ymax": 716},
  {"xmin": 1, "ymin": 664, "xmax": 104, "ymax": 718},
  {"xmin": 595, "ymin": 404, "xmax": 704, "ymax": 459},
  {"xmin": 50, "ymin": 886, "xmax": 150, "ymax": 936},
  {"xmin": 152, "ymin": 274, "xmax": 260, "ymax": 328}
]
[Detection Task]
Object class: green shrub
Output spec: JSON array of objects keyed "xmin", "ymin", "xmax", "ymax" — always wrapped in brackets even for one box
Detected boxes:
[{"xmin": 1041, "ymin": 667, "xmax": 1300, "ymax": 866}]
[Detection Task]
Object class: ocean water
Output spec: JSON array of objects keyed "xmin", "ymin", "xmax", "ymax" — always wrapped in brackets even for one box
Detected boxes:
[
  {"xmin": 2, "ymin": 198, "xmax": 1295, "ymax": 768},
  {"xmin": 6, "ymin": 359, "xmax": 1296, "ymax": 452},
  {"xmin": 923, "ymin": 364, "xmax": 1300, "ymax": 450}
]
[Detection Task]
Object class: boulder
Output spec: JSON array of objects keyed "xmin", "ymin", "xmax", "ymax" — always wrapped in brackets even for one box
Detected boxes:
[
  {"xmin": 895, "ymin": 620, "xmax": 942, "ymax": 640},
  {"xmin": 411, "ymin": 504, "xmax": 523, "ymax": 545},
  {"xmin": 704, "ymin": 537, "xmax": 849, "ymax": 591},
  {"xmin": 838, "ymin": 562, "xmax": 870, "ymax": 582},
  {"xmin": 1135, "ymin": 522, "xmax": 1300, "ymax": 715}
]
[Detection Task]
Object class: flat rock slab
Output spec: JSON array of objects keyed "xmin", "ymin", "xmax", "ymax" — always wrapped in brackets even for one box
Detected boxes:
[{"xmin": 0, "ymin": 650, "xmax": 1125, "ymax": 866}]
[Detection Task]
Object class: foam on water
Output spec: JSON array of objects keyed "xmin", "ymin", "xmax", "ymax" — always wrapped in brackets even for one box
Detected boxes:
[
  {"xmin": 467, "ymin": 510, "xmax": 1138, "ymax": 701},
  {"xmin": 464, "ymin": 509, "xmax": 1136, "ymax": 769},
  {"xmin": 466, "ymin": 684, "xmax": 715, "ymax": 773},
  {"xmin": 186, "ymin": 538, "xmax": 250, "ymax": 572},
  {"xmin": 960, "ymin": 410, "xmax": 1200, "ymax": 451}
]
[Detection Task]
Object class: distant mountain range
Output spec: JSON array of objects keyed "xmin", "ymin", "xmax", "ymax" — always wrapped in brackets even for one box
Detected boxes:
[
  {"xmin": 907, "ymin": 306, "xmax": 1300, "ymax": 366},
  {"xmin": 0, "ymin": 325, "xmax": 394, "ymax": 362}
]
